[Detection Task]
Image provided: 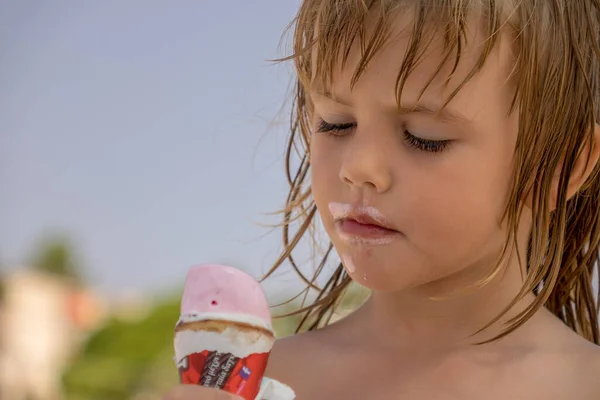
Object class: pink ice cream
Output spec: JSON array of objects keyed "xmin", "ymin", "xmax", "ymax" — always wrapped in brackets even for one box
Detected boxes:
[
  {"xmin": 174, "ymin": 264, "xmax": 295, "ymax": 400},
  {"xmin": 180, "ymin": 264, "xmax": 272, "ymax": 329}
]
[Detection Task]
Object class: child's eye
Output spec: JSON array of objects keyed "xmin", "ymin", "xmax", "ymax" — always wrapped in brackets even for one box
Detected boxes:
[
  {"xmin": 316, "ymin": 119, "xmax": 451, "ymax": 153},
  {"xmin": 316, "ymin": 119, "xmax": 355, "ymax": 136},
  {"xmin": 403, "ymin": 131, "xmax": 452, "ymax": 153}
]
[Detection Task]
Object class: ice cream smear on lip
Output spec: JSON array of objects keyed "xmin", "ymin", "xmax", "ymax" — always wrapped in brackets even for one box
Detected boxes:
[
  {"xmin": 174, "ymin": 264, "xmax": 295, "ymax": 400},
  {"xmin": 328, "ymin": 201, "xmax": 388, "ymax": 222},
  {"xmin": 328, "ymin": 202, "xmax": 353, "ymax": 217}
]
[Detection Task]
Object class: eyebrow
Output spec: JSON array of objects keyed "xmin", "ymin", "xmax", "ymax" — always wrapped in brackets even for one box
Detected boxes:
[{"xmin": 310, "ymin": 89, "xmax": 471, "ymax": 124}]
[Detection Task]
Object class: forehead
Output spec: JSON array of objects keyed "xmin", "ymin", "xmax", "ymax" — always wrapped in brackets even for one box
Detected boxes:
[{"xmin": 308, "ymin": 6, "xmax": 517, "ymax": 117}]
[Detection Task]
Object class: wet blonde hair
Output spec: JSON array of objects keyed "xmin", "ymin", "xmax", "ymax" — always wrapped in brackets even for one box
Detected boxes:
[{"xmin": 264, "ymin": 0, "xmax": 600, "ymax": 344}]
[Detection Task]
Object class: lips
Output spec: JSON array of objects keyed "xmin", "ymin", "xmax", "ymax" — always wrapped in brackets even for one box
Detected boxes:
[
  {"xmin": 344, "ymin": 214, "xmax": 395, "ymax": 230},
  {"xmin": 328, "ymin": 202, "xmax": 400, "ymax": 245},
  {"xmin": 339, "ymin": 218, "xmax": 397, "ymax": 235}
]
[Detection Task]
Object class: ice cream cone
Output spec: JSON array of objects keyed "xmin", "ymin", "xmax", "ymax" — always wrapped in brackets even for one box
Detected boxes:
[{"xmin": 174, "ymin": 265, "xmax": 287, "ymax": 400}]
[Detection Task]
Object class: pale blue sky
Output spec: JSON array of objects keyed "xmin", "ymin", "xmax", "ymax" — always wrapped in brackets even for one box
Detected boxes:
[{"xmin": 0, "ymin": 1, "xmax": 323, "ymax": 299}]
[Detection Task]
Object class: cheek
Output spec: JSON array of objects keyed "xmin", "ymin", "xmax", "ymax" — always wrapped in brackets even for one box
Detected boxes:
[
  {"xmin": 403, "ymin": 154, "xmax": 511, "ymax": 263},
  {"xmin": 310, "ymin": 137, "xmax": 340, "ymax": 206}
]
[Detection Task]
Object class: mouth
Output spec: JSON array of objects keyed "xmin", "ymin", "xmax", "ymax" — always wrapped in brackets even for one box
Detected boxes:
[{"xmin": 329, "ymin": 202, "xmax": 401, "ymax": 245}]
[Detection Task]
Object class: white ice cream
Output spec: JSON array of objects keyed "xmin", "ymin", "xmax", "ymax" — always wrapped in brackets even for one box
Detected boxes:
[{"xmin": 174, "ymin": 325, "xmax": 274, "ymax": 362}]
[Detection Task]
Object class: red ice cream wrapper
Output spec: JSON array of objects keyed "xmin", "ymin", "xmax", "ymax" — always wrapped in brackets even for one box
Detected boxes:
[{"xmin": 178, "ymin": 350, "xmax": 270, "ymax": 400}]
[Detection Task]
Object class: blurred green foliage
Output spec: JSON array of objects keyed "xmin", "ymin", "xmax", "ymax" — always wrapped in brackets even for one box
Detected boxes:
[
  {"xmin": 31, "ymin": 235, "xmax": 82, "ymax": 282},
  {"xmin": 62, "ymin": 297, "xmax": 181, "ymax": 400},
  {"xmin": 0, "ymin": 278, "xmax": 4, "ymax": 304}
]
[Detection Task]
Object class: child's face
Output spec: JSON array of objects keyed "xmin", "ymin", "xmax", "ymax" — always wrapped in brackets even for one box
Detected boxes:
[{"xmin": 309, "ymin": 15, "xmax": 522, "ymax": 292}]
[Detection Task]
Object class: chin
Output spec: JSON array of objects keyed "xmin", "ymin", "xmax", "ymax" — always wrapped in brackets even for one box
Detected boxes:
[{"xmin": 343, "ymin": 258, "xmax": 426, "ymax": 292}]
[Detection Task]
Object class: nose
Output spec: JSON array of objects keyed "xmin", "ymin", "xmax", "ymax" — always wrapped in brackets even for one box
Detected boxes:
[{"xmin": 339, "ymin": 128, "xmax": 394, "ymax": 194}]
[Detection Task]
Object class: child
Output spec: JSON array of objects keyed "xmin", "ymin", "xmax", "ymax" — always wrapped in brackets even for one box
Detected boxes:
[{"xmin": 165, "ymin": 0, "xmax": 600, "ymax": 399}]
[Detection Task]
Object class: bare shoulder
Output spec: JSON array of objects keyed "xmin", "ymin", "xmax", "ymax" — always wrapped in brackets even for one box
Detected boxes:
[
  {"xmin": 265, "ymin": 329, "xmax": 326, "ymax": 384},
  {"xmin": 573, "ymin": 341, "xmax": 600, "ymax": 398},
  {"xmin": 542, "ymin": 335, "xmax": 600, "ymax": 399},
  {"xmin": 526, "ymin": 310, "xmax": 600, "ymax": 398},
  {"xmin": 264, "ymin": 324, "xmax": 343, "ymax": 394}
]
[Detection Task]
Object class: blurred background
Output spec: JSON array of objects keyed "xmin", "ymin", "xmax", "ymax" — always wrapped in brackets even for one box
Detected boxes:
[{"xmin": 0, "ymin": 1, "xmax": 368, "ymax": 399}]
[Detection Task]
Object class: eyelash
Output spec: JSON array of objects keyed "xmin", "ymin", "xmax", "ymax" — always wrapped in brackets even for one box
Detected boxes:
[{"xmin": 316, "ymin": 119, "xmax": 452, "ymax": 153}]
